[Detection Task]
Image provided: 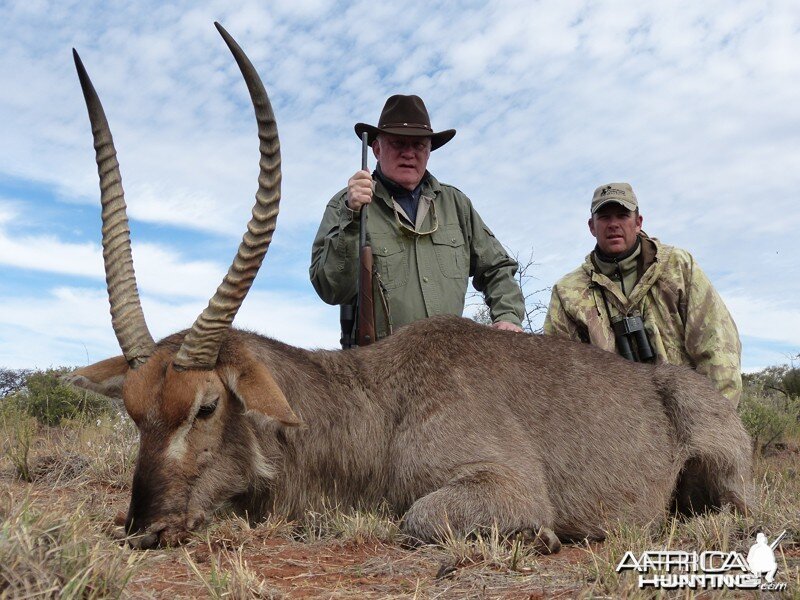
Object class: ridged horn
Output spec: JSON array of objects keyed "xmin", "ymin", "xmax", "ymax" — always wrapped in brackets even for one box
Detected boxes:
[
  {"xmin": 173, "ymin": 23, "xmax": 281, "ymax": 370},
  {"xmin": 73, "ymin": 49, "xmax": 156, "ymax": 369}
]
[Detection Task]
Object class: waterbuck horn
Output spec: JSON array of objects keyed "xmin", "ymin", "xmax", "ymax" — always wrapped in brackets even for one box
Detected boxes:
[
  {"xmin": 173, "ymin": 22, "xmax": 281, "ymax": 370},
  {"xmin": 73, "ymin": 49, "xmax": 155, "ymax": 369}
]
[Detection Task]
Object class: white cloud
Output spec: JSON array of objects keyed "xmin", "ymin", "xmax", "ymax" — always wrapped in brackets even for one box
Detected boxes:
[
  {"xmin": 0, "ymin": 229, "xmax": 101, "ymax": 278},
  {"xmin": 725, "ymin": 294, "xmax": 800, "ymax": 350},
  {"xmin": 0, "ymin": 285, "xmax": 340, "ymax": 369},
  {"xmin": 0, "ymin": 215, "xmax": 226, "ymax": 298}
]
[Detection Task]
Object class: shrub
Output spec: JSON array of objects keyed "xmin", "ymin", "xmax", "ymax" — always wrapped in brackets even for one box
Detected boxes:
[
  {"xmin": 743, "ymin": 361, "xmax": 800, "ymax": 401},
  {"xmin": 740, "ymin": 360, "xmax": 800, "ymax": 455},
  {"xmin": 0, "ymin": 367, "xmax": 31, "ymax": 398},
  {"xmin": 1, "ymin": 408, "xmax": 36, "ymax": 481},
  {"xmin": 5, "ymin": 368, "xmax": 112, "ymax": 427},
  {"xmin": 739, "ymin": 392, "xmax": 800, "ymax": 456}
]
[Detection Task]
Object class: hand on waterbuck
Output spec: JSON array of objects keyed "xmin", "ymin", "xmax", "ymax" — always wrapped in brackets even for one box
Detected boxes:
[{"xmin": 491, "ymin": 321, "xmax": 524, "ymax": 333}]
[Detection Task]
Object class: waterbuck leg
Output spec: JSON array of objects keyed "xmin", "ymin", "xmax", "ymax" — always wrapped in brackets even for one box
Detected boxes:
[
  {"xmin": 401, "ymin": 462, "xmax": 561, "ymax": 554},
  {"xmin": 672, "ymin": 445, "xmax": 752, "ymax": 516},
  {"xmin": 655, "ymin": 369, "xmax": 754, "ymax": 515}
]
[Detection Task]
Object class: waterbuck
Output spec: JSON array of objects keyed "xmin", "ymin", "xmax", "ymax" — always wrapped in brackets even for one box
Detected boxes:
[{"xmin": 68, "ymin": 23, "xmax": 753, "ymax": 551}]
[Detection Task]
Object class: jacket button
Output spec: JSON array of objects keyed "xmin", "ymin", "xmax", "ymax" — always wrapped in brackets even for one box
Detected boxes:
[
  {"xmin": 423, "ymin": 276, "xmax": 429, "ymax": 283},
  {"xmin": 382, "ymin": 247, "xmax": 387, "ymax": 253},
  {"xmin": 451, "ymin": 238, "xmax": 457, "ymax": 243}
]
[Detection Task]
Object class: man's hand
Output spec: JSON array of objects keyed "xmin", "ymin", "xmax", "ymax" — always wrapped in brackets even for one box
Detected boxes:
[
  {"xmin": 346, "ymin": 170, "xmax": 374, "ymax": 211},
  {"xmin": 492, "ymin": 321, "xmax": 524, "ymax": 333}
]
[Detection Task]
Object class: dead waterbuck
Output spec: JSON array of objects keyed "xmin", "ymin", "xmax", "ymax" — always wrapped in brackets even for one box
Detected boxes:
[{"xmin": 67, "ymin": 23, "xmax": 753, "ymax": 551}]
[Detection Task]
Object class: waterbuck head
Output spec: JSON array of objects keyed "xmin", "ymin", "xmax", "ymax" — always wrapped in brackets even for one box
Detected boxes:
[{"xmin": 68, "ymin": 23, "xmax": 298, "ymax": 548}]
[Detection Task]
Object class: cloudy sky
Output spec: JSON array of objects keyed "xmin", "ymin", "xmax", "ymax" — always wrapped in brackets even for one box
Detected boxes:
[{"xmin": 1, "ymin": 0, "xmax": 798, "ymax": 371}]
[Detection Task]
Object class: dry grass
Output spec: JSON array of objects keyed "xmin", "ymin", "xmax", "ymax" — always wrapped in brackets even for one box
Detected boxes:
[
  {"xmin": 292, "ymin": 499, "xmax": 403, "ymax": 545},
  {"xmin": 1, "ymin": 414, "xmax": 798, "ymax": 598},
  {"xmin": 183, "ymin": 545, "xmax": 283, "ymax": 599},
  {"xmin": 0, "ymin": 490, "xmax": 143, "ymax": 598}
]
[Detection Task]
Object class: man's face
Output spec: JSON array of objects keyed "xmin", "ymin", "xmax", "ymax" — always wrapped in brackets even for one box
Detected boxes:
[
  {"xmin": 588, "ymin": 203, "xmax": 643, "ymax": 256},
  {"xmin": 373, "ymin": 134, "xmax": 431, "ymax": 190}
]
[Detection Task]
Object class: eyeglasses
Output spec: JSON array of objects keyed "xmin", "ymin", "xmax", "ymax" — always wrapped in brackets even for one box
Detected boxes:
[
  {"xmin": 386, "ymin": 139, "xmax": 431, "ymax": 153},
  {"xmin": 393, "ymin": 198, "xmax": 438, "ymax": 237}
]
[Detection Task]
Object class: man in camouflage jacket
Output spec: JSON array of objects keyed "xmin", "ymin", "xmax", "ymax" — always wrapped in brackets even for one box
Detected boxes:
[
  {"xmin": 310, "ymin": 95, "xmax": 525, "ymax": 339},
  {"xmin": 544, "ymin": 183, "xmax": 742, "ymax": 407}
]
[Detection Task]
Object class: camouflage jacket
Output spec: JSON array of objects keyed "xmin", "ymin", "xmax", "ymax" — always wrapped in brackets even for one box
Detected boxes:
[
  {"xmin": 310, "ymin": 172, "xmax": 525, "ymax": 339},
  {"xmin": 543, "ymin": 234, "xmax": 742, "ymax": 407}
]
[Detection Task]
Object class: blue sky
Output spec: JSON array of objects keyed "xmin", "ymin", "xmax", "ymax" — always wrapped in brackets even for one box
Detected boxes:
[{"xmin": 1, "ymin": 0, "xmax": 798, "ymax": 371}]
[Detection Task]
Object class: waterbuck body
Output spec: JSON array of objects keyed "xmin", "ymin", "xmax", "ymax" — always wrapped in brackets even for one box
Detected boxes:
[
  {"xmin": 71, "ymin": 315, "xmax": 752, "ymax": 550},
  {"xmin": 69, "ymin": 23, "xmax": 752, "ymax": 551}
]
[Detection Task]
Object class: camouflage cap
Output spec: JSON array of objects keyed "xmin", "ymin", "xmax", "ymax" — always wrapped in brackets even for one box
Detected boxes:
[{"xmin": 591, "ymin": 183, "xmax": 638, "ymax": 213}]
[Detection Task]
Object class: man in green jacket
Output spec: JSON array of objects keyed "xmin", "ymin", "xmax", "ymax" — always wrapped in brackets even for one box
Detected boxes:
[
  {"xmin": 544, "ymin": 183, "xmax": 742, "ymax": 407},
  {"xmin": 310, "ymin": 95, "xmax": 525, "ymax": 339}
]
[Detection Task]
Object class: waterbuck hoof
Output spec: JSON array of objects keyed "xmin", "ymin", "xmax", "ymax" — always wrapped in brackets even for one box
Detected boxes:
[
  {"xmin": 520, "ymin": 527, "xmax": 561, "ymax": 554},
  {"xmin": 159, "ymin": 528, "xmax": 191, "ymax": 547},
  {"xmin": 127, "ymin": 531, "xmax": 159, "ymax": 550}
]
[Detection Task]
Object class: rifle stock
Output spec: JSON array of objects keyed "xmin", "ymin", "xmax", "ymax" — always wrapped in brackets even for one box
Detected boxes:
[{"xmin": 357, "ymin": 242, "xmax": 376, "ymax": 345}]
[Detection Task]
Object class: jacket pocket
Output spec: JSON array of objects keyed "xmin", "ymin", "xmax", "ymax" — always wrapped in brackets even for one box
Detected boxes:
[
  {"xmin": 431, "ymin": 225, "xmax": 468, "ymax": 279},
  {"xmin": 371, "ymin": 236, "xmax": 408, "ymax": 290}
]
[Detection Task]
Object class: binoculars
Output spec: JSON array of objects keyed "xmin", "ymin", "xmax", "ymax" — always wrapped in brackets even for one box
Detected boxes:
[{"xmin": 611, "ymin": 312, "xmax": 654, "ymax": 363}]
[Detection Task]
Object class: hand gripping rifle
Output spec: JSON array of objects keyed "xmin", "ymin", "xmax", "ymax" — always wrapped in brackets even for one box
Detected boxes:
[{"xmin": 339, "ymin": 133, "xmax": 376, "ymax": 348}]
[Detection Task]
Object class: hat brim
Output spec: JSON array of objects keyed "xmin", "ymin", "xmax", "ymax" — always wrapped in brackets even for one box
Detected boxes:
[
  {"xmin": 354, "ymin": 123, "xmax": 456, "ymax": 151},
  {"xmin": 592, "ymin": 198, "xmax": 638, "ymax": 213}
]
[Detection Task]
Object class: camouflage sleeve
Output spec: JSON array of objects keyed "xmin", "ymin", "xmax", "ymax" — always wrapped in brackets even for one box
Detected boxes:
[
  {"xmin": 683, "ymin": 257, "xmax": 743, "ymax": 407},
  {"xmin": 543, "ymin": 285, "xmax": 584, "ymax": 341},
  {"xmin": 466, "ymin": 199, "xmax": 525, "ymax": 327},
  {"xmin": 309, "ymin": 190, "xmax": 360, "ymax": 305}
]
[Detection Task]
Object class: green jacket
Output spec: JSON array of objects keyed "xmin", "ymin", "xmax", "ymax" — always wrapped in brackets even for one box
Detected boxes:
[
  {"xmin": 543, "ymin": 235, "xmax": 742, "ymax": 407},
  {"xmin": 310, "ymin": 172, "xmax": 524, "ymax": 339}
]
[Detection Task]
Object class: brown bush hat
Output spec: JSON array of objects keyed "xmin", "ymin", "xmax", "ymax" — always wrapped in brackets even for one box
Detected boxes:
[
  {"xmin": 355, "ymin": 94, "xmax": 456, "ymax": 151},
  {"xmin": 591, "ymin": 182, "xmax": 639, "ymax": 213}
]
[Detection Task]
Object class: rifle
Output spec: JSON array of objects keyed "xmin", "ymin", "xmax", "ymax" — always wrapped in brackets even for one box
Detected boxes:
[
  {"xmin": 356, "ymin": 132, "xmax": 376, "ymax": 346},
  {"xmin": 339, "ymin": 133, "xmax": 376, "ymax": 348},
  {"xmin": 770, "ymin": 530, "xmax": 787, "ymax": 551}
]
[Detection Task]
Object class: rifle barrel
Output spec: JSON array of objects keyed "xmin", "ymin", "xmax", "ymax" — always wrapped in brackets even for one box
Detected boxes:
[
  {"xmin": 359, "ymin": 132, "xmax": 368, "ymax": 247},
  {"xmin": 770, "ymin": 530, "xmax": 787, "ymax": 551},
  {"xmin": 356, "ymin": 131, "xmax": 375, "ymax": 345}
]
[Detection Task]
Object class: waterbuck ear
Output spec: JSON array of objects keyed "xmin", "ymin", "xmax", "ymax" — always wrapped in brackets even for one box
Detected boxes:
[
  {"xmin": 231, "ymin": 359, "xmax": 300, "ymax": 427},
  {"xmin": 63, "ymin": 355, "xmax": 129, "ymax": 399}
]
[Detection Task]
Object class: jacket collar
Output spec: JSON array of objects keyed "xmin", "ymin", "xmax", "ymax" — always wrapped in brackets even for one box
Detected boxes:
[
  {"xmin": 582, "ymin": 233, "xmax": 671, "ymax": 308},
  {"xmin": 373, "ymin": 171, "xmax": 442, "ymax": 230},
  {"xmin": 373, "ymin": 170, "xmax": 440, "ymax": 201}
]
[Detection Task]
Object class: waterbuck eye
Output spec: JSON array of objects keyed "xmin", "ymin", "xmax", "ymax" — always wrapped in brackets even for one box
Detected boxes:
[{"xmin": 197, "ymin": 399, "xmax": 218, "ymax": 419}]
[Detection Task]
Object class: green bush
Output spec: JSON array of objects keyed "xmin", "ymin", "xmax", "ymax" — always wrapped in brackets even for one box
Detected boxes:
[
  {"xmin": 740, "ymin": 360, "xmax": 800, "ymax": 455},
  {"xmin": 743, "ymin": 361, "xmax": 800, "ymax": 400},
  {"xmin": 5, "ymin": 368, "xmax": 112, "ymax": 427},
  {"xmin": 739, "ymin": 392, "xmax": 800, "ymax": 456},
  {"xmin": 0, "ymin": 367, "xmax": 30, "ymax": 398}
]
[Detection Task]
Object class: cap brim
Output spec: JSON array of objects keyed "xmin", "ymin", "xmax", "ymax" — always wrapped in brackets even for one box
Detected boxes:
[
  {"xmin": 354, "ymin": 124, "xmax": 456, "ymax": 150},
  {"xmin": 592, "ymin": 198, "xmax": 638, "ymax": 213}
]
